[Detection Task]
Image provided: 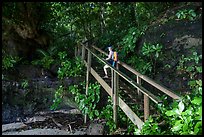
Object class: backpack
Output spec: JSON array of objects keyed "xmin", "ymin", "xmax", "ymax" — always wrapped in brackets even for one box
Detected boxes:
[{"xmin": 113, "ymin": 51, "xmax": 118, "ymax": 62}]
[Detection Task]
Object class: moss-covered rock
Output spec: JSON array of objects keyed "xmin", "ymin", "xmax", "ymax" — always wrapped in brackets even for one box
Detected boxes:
[{"xmin": 138, "ymin": 4, "xmax": 202, "ymax": 95}]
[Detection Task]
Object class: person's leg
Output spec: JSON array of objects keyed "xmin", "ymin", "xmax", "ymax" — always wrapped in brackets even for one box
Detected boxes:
[{"xmin": 103, "ymin": 65, "xmax": 109, "ymax": 78}]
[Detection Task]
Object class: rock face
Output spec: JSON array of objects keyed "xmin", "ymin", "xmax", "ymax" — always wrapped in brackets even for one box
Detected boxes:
[
  {"xmin": 2, "ymin": 64, "xmax": 83, "ymax": 124},
  {"xmin": 3, "ymin": 30, "xmax": 40, "ymax": 60},
  {"xmin": 137, "ymin": 5, "xmax": 202, "ymax": 94},
  {"xmin": 87, "ymin": 123, "xmax": 104, "ymax": 135},
  {"xmin": 2, "ymin": 122, "xmax": 27, "ymax": 132},
  {"xmin": 2, "ymin": 109, "xmax": 87, "ymax": 135}
]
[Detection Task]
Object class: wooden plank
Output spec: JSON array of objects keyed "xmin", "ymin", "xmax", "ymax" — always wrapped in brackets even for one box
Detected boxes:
[
  {"xmin": 90, "ymin": 67, "xmax": 112, "ymax": 96},
  {"xmin": 119, "ymin": 97, "xmax": 144, "ymax": 129},
  {"xmin": 144, "ymin": 94, "xmax": 149, "ymax": 121},
  {"xmin": 89, "ymin": 66, "xmax": 144, "ymax": 129},
  {"xmin": 91, "ymin": 45, "xmax": 180, "ymax": 100}
]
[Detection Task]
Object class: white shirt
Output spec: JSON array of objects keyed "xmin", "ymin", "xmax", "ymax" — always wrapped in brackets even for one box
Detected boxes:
[{"xmin": 106, "ymin": 50, "xmax": 113, "ymax": 60}]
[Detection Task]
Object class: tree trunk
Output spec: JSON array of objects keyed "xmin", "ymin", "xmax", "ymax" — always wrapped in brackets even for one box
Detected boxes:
[{"xmin": 99, "ymin": 3, "xmax": 106, "ymax": 35}]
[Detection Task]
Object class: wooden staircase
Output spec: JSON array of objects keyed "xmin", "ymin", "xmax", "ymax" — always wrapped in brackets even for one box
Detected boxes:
[{"xmin": 75, "ymin": 43, "xmax": 181, "ymax": 129}]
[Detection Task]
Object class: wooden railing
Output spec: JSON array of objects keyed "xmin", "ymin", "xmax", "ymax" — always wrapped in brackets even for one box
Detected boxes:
[{"xmin": 75, "ymin": 43, "xmax": 181, "ymax": 130}]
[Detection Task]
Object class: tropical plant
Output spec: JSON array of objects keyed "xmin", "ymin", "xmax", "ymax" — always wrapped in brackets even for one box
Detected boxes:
[
  {"xmin": 21, "ymin": 79, "xmax": 29, "ymax": 89},
  {"xmin": 69, "ymin": 82, "xmax": 101, "ymax": 120},
  {"xmin": 119, "ymin": 27, "xmax": 144, "ymax": 58},
  {"xmin": 165, "ymin": 96, "xmax": 202, "ymax": 135},
  {"xmin": 176, "ymin": 9, "xmax": 197, "ymax": 21},
  {"xmin": 141, "ymin": 42, "xmax": 163, "ymax": 76},
  {"xmin": 57, "ymin": 54, "xmax": 85, "ymax": 79},
  {"xmin": 50, "ymin": 85, "xmax": 64, "ymax": 110},
  {"xmin": 2, "ymin": 55, "xmax": 21, "ymax": 70}
]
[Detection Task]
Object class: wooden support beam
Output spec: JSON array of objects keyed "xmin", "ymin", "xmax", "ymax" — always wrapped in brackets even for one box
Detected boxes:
[
  {"xmin": 144, "ymin": 94, "xmax": 149, "ymax": 121},
  {"xmin": 113, "ymin": 63, "xmax": 119, "ymax": 126},
  {"xmin": 84, "ymin": 49, "xmax": 92, "ymax": 124},
  {"xmin": 136, "ymin": 76, "xmax": 142, "ymax": 97},
  {"xmin": 113, "ymin": 71, "xmax": 118, "ymax": 126},
  {"xmin": 118, "ymin": 98, "xmax": 144, "ymax": 130},
  {"xmin": 89, "ymin": 66, "xmax": 112, "ymax": 96}
]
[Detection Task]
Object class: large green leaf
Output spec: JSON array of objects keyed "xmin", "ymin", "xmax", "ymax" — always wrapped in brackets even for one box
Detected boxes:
[
  {"xmin": 182, "ymin": 123, "xmax": 188, "ymax": 132},
  {"xmin": 172, "ymin": 120, "xmax": 183, "ymax": 132},
  {"xmin": 194, "ymin": 121, "xmax": 202, "ymax": 134},
  {"xmin": 191, "ymin": 97, "xmax": 202, "ymax": 105},
  {"xmin": 94, "ymin": 110, "xmax": 99, "ymax": 116},
  {"xmin": 165, "ymin": 110, "xmax": 175, "ymax": 116}
]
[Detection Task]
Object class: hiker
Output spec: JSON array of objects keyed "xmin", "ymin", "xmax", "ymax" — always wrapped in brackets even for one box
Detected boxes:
[{"xmin": 103, "ymin": 46, "xmax": 118, "ymax": 78}]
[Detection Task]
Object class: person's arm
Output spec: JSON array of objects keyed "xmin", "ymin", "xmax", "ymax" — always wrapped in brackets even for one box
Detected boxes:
[{"xmin": 106, "ymin": 51, "xmax": 112, "ymax": 60}]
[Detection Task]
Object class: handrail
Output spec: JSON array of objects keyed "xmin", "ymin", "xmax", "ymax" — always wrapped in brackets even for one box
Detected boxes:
[
  {"xmin": 81, "ymin": 43, "xmax": 162, "ymax": 104},
  {"xmin": 91, "ymin": 45, "xmax": 181, "ymax": 100}
]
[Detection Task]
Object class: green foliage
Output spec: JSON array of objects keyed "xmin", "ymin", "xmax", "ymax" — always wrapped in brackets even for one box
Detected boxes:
[
  {"xmin": 31, "ymin": 48, "xmax": 56, "ymax": 69},
  {"xmin": 57, "ymin": 51, "xmax": 84, "ymax": 79},
  {"xmin": 99, "ymin": 96, "xmax": 117, "ymax": 133},
  {"xmin": 142, "ymin": 42, "xmax": 163, "ymax": 58},
  {"xmin": 176, "ymin": 9, "xmax": 197, "ymax": 21},
  {"xmin": 127, "ymin": 56, "xmax": 152, "ymax": 75},
  {"xmin": 32, "ymin": 56, "xmax": 54, "ymax": 69},
  {"xmin": 68, "ymin": 82, "xmax": 101, "ymax": 120},
  {"xmin": 165, "ymin": 95, "xmax": 202, "ymax": 135},
  {"xmin": 176, "ymin": 52, "xmax": 202, "ymax": 79},
  {"xmin": 188, "ymin": 79, "xmax": 202, "ymax": 95},
  {"xmin": 58, "ymin": 51, "xmax": 67, "ymax": 60},
  {"xmin": 142, "ymin": 42, "xmax": 163, "ymax": 75},
  {"xmin": 123, "ymin": 42, "xmax": 163, "ymax": 76},
  {"xmin": 125, "ymin": 56, "xmax": 202, "ymax": 135},
  {"xmin": 2, "ymin": 55, "xmax": 21, "ymax": 70},
  {"xmin": 57, "ymin": 60, "xmax": 72, "ymax": 79},
  {"xmin": 135, "ymin": 116, "xmax": 164, "ymax": 135},
  {"xmin": 119, "ymin": 27, "xmax": 144, "ymax": 58},
  {"xmin": 21, "ymin": 79, "xmax": 29, "ymax": 89},
  {"xmin": 50, "ymin": 85, "xmax": 64, "ymax": 110}
]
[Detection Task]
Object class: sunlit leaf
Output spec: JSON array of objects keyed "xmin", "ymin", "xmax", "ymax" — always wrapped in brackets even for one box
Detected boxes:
[
  {"xmin": 178, "ymin": 101, "xmax": 185, "ymax": 113},
  {"xmin": 191, "ymin": 96, "xmax": 202, "ymax": 105}
]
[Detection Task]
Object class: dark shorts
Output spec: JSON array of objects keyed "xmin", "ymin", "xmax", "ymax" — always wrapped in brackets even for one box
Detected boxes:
[
  {"xmin": 108, "ymin": 59, "xmax": 113, "ymax": 65},
  {"xmin": 108, "ymin": 59, "xmax": 116, "ymax": 67}
]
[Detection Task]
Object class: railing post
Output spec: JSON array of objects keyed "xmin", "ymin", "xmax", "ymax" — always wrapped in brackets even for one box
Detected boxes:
[
  {"xmin": 111, "ymin": 69, "xmax": 114, "ymax": 97},
  {"xmin": 112, "ymin": 63, "xmax": 119, "ymax": 127},
  {"xmin": 144, "ymin": 94, "xmax": 149, "ymax": 121},
  {"xmin": 84, "ymin": 49, "xmax": 92, "ymax": 124},
  {"xmin": 136, "ymin": 76, "xmax": 142, "ymax": 96}
]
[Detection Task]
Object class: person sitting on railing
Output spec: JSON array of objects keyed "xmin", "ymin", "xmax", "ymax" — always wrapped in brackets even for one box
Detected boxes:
[{"xmin": 103, "ymin": 45, "xmax": 118, "ymax": 78}]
